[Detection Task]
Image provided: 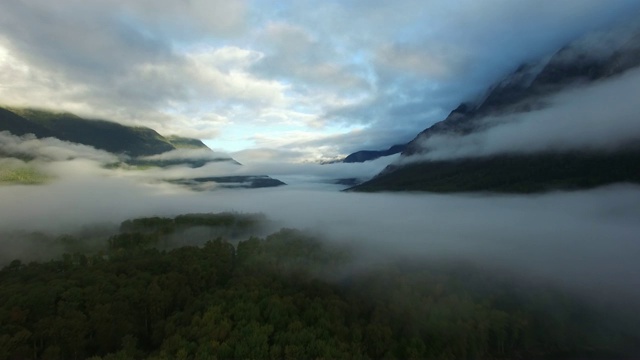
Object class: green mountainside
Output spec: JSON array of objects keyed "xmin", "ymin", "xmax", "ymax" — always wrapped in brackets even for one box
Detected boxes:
[
  {"xmin": 0, "ymin": 108, "xmax": 55, "ymax": 139},
  {"xmin": 2, "ymin": 107, "xmax": 175, "ymax": 157},
  {"xmin": 0, "ymin": 107, "xmax": 286, "ymax": 189},
  {"xmin": 165, "ymin": 135, "xmax": 209, "ymax": 150}
]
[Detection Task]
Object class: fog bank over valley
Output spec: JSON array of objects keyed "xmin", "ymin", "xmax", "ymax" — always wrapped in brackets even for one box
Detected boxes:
[{"xmin": 1, "ymin": 158, "xmax": 639, "ymax": 308}]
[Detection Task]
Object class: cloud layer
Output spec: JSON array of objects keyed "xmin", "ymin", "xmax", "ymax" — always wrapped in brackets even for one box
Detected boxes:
[
  {"xmin": 406, "ymin": 66, "xmax": 640, "ymax": 162},
  {"xmin": 1, "ymin": 1, "xmax": 640, "ymax": 157}
]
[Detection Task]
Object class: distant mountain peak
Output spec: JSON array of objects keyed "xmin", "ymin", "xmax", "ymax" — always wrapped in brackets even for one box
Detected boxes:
[{"xmin": 350, "ymin": 24, "xmax": 640, "ymax": 193}]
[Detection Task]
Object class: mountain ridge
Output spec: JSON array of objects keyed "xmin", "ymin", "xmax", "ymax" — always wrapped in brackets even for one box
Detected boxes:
[
  {"xmin": 0, "ymin": 107, "xmax": 290, "ymax": 189},
  {"xmin": 350, "ymin": 27, "xmax": 640, "ymax": 193},
  {"xmin": 2, "ymin": 107, "xmax": 176, "ymax": 157}
]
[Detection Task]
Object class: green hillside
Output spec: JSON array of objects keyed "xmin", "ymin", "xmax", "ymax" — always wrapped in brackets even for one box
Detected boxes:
[
  {"xmin": 0, "ymin": 108, "xmax": 54, "ymax": 139},
  {"xmin": 165, "ymin": 135, "xmax": 210, "ymax": 149},
  {"xmin": 4, "ymin": 107, "xmax": 175, "ymax": 157},
  {"xmin": 0, "ymin": 163, "xmax": 50, "ymax": 185},
  {"xmin": 0, "ymin": 107, "xmax": 284, "ymax": 187}
]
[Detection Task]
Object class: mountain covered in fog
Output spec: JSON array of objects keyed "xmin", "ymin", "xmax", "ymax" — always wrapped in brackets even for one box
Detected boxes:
[
  {"xmin": 0, "ymin": 106, "xmax": 212, "ymax": 157},
  {"xmin": 0, "ymin": 107, "xmax": 288, "ymax": 189},
  {"xmin": 351, "ymin": 28, "xmax": 640, "ymax": 193}
]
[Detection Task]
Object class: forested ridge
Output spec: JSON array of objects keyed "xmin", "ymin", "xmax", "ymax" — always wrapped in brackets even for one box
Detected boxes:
[{"xmin": 1, "ymin": 214, "xmax": 638, "ymax": 359}]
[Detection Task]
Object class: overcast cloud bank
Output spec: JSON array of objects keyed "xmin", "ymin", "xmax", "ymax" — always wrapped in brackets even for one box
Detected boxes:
[{"xmin": 1, "ymin": 1, "xmax": 640, "ymax": 157}]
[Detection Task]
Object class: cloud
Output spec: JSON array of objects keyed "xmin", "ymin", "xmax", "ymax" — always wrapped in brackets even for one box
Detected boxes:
[
  {"xmin": 405, "ymin": 66, "xmax": 640, "ymax": 162},
  {"xmin": 234, "ymin": 151, "xmax": 400, "ymax": 186},
  {"xmin": 1, "ymin": 163, "xmax": 640, "ymax": 309},
  {"xmin": 2, "ymin": 123, "xmax": 640, "ymax": 308},
  {"xmin": 140, "ymin": 148, "xmax": 233, "ymax": 162},
  {"xmin": 252, "ymin": 22, "xmax": 370, "ymax": 92},
  {"xmin": 242, "ymin": 126, "xmax": 418, "ymax": 161},
  {"xmin": 312, "ymin": 1, "xmax": 640, "ymax": 152},
  {"xmin": 375, "ymin": 43, "xmax": 469, "ymax": 81},
  {"xmin": 1, "ymin": 1, "xmax": 640, "ymax": 155},
  {"xmin": 0, "ymin": 131, "xmax": 118, "ymax": 163}
]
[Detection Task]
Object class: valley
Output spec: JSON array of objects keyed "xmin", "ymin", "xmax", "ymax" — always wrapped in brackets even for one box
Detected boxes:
[{"xmin": 2, "ymin": 2, "xmax": 640, "ymax": 359}]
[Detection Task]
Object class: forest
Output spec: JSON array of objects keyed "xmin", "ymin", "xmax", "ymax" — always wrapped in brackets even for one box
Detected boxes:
[{"xmin": 1, "ymin": 213, "xmax": 639, "ymax": 359}]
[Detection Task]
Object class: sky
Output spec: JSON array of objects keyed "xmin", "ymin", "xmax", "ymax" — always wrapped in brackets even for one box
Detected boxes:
[{"xmin": 1, "ymin": 1, "xmax": 640, "ymax": 160}]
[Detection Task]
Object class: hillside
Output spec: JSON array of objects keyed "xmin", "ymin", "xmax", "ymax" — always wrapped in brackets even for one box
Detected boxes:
[
  {"xmin": 1, "ymin": 107, "xmax": 175, "ymax": 157},
  {"xmin": 0, "ymin": 107, "xmax": 289, "ymax": 189},
  {"xmin": 165, "ymin": 135, "xmax": 210, "ymax": 150},
  {"xmin": 351, "ymin": 28, "xmax": 640, "ymax": 193},
  {"xmin": 0, "ymin": 106, "xmax": 240, "ymax": 166}
]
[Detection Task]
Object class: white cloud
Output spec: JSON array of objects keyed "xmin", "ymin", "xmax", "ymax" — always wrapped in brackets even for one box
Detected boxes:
[
  {"xmin": 0, "ymin": 1, "xmax": 639, "ymax": 154},
  {"xmin": 0, "ymin": 132, "xmax": 118, "ymax": 163},
  {"xmin": 375, "ymin": 43, "xmax": 469, "ymax": 80},
  {"xmin": 140, "ymin": 148, "xmax": 233, "ymax": 162},
  {"xmin": 405, "ymin": 66, "xmax": 640, "ymax": 162}
]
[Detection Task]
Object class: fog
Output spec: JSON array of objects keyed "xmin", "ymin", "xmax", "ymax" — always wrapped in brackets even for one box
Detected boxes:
[
  {"xmin": 1, "ymin": 150, "xmax": 640, "ymax": 309},
  {"xmin": 138, "ymin": 148, "xmax": 235, "ymax": 162},
  {"xmin": 0, "ymin": 131, "xmax": 118, "ymax": 163},
  {"xmin": 2, "ymin": 128, "xmax": 640, "ymax": 307},
  {"xmin": 0, "ymin": 130, "xmax": 396, "ymax": 192},
  {"xmin": 406, "ymin": 66, "xmax": 640, "ymax": 162}
]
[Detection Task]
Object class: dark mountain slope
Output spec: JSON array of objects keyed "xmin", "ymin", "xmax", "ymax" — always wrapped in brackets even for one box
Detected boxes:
[
  {"xmin": 5, "ymin": 107, "xmax": 174, "ymax": 157},
  {"xmin": 0, "ymin": 107, "xmax": 287, "ymax": 189},
  {"xmin": 351, "ymin": 29, "xmax": 640, "ymax": 193},
  {"xmin": 352, "ymin": 150, "xmax": 640, "ymax": 193},
  {"xmin": 403, "ymin": 34, "xmax": 640, "ymax": 157},
  {"xmin": 0, "ymin": 107, "xmax": 55, "ymax": 138}
]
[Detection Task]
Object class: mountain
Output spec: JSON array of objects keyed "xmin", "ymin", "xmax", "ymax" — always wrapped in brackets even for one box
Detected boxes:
[
  {"xmin": 0, "ymin": 106, "xmax": 239, "ymax": 166},
  {"xmin": 0, "ymin": 107, "xmax": 288, "ymax": 189},
  {"xmin": 0, "ymin": 107, "xmax": 56, "ymax": 139},
  {"xmin": 342, "ymin": 144, "xmax": 406, "ymax": 163},
  {"xmin": 165, "ymin": 135, "xmax": 210, "ymax": 150},
  {"xmin": 351, "ymin": 28, "xmax": 640, "ymax": 193},
  {"xmin": 1, "ymin": 107, "xmax": 176, "ymax": 157},
  {"xmin": 169, "ymin": 175, "xmax": 286, "ymax": 190}
]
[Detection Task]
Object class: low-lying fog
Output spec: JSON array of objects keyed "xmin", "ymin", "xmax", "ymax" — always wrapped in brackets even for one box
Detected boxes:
[{"xmin": 1, "ymin": 157, "xmax": 639, "ymax": 310}]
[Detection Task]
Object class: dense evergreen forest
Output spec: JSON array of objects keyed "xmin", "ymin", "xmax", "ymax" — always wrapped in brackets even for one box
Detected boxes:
[{"xmin": 1, "ymin": 213, "xmax": 638, "ymax": 359}]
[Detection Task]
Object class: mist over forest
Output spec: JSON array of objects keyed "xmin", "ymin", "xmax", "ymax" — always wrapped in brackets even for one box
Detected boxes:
[
  {"xmin": 3, "ymin": 178, "xmax": 640, "ymax": 358},
  {"xmin": 3, "ymin": 130, "xmax": 640, "ymax": 357},
  {"xmin": 3, "ymin": 167, "xmax": 640, "ymax": 304},
  {"xmin": 3, "ymin": 1, "xmax": 640, "ymax": 359}
]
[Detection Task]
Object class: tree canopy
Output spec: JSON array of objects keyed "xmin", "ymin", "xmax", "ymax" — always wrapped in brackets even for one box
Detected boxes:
[{"xmin": 1, "ymin": 213, "xmax": 638, "ymax": 359}]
